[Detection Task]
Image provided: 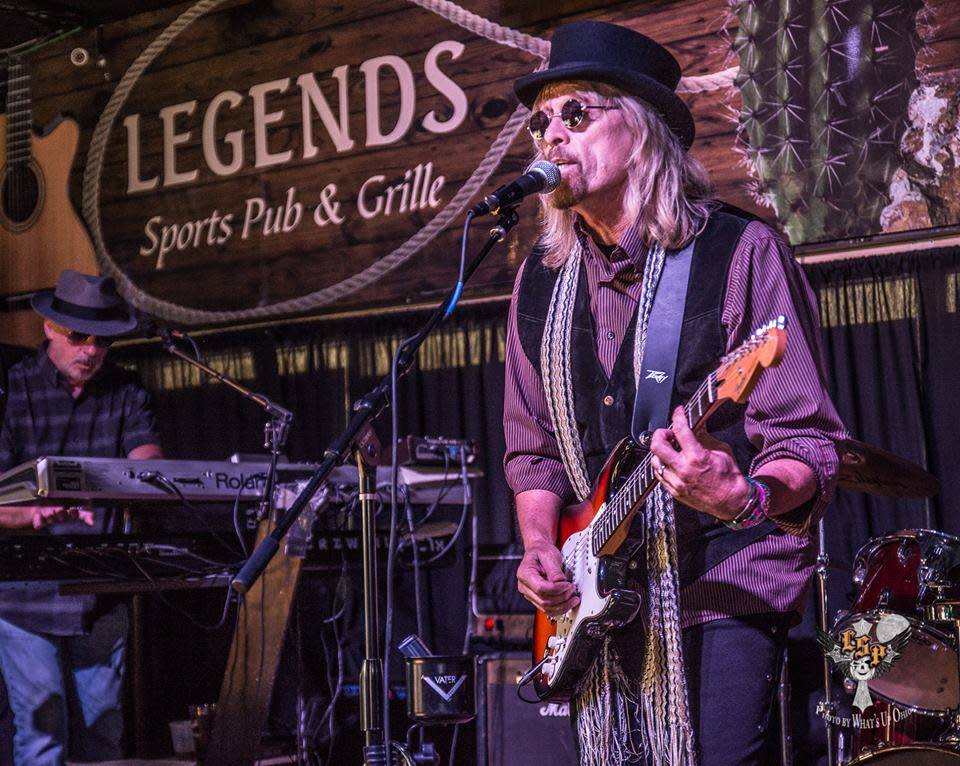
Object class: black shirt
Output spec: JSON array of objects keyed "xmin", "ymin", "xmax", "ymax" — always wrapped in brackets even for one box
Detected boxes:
[{"xmin": 0, "ymin": 346, "xmax": 159, "ymax": 635}]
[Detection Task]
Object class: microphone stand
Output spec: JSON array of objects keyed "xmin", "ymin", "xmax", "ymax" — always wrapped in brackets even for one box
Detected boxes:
[
  {"xmin": 231, "ymin": 204, "xmax": 520, "ymax": 765},
  {"xmin": 157, "ymin": 334, "xmax": 294, "ymax": 521}
]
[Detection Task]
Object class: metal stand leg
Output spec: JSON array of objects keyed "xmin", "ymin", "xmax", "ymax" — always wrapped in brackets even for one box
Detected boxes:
[
  {"xmin": 815, "ymin": 518, "xmax": 838, "ymax": 766},
  {"xmin": 779, "ymin": 646, "xmax": 793, "ymax": 766},
  {"xmin": 358, "ymin": 453, "xmax": 387, "ymax": 765}
]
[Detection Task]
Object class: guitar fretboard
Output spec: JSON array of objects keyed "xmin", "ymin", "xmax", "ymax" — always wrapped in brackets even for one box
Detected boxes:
[
  {"xmin": 5, "ymin": 60, "xmax": 32, "ymax": 168},
  {"xmin": 589, "ymin": 371, "xmax": 719, "ymax": 556}
]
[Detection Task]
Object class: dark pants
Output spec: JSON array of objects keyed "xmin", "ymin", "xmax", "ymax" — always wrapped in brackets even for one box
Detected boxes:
[
  {"xmin": 577, "ymin": 612, "xmax": 790, "ymax": 766},
  {"xmin": 683, "ymin": 613, "xmax": 789, "ymax": 766}
]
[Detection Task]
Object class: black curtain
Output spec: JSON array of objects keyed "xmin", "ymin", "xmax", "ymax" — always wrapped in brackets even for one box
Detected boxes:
[{"xmin": 789, "ymin": 246, "xmax": 960, "ymax": 765}]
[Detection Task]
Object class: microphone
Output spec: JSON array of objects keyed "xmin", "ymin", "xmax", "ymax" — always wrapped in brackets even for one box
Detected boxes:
[{"xmin": 470, "ymin": 160, "xmax": 561, "ymax": 216}]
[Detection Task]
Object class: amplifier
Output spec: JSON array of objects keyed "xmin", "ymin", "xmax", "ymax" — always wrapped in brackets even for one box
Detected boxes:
[
  {"xmin": 476, "ymin": 653, "xmax": 578, "ymax": 766},
  {"xmin": 389, "ymin": 435, "xmax": 478, "ymax": 466}
]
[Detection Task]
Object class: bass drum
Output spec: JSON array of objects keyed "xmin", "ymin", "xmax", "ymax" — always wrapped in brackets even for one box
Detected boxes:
[
  {"xmin": 847, "ymin": 744, "xmax": 960, "ymax": 764},
  {"xmin": 831, "ymin": 610, "xmax": 958, "ymax": 715}
]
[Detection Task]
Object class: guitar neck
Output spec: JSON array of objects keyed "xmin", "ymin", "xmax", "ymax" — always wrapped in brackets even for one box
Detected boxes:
[
  {"xmin": 589, "ymin": 371, "xmax": 721, "ymax": 556},
  {"xmin": 5, "ymin": 59, "xmax": 32, "ymax": 169}
]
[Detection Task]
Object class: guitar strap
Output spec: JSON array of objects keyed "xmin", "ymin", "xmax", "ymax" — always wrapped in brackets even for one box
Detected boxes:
[{"xmin": 631, "ymin": 237, "xmax": 695, "ymax": 441}]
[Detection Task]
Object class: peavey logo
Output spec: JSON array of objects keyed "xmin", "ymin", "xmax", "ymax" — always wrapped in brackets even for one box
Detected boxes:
[
  {"xmin": 818, "ymin": 614, "xmax": 912, "ymax": 713},
  {"xmin": 645, "ymin": 370, "xmax": 669, "ymax": 384},
  {"xmin": 539, "ymin": 702, "xmax": 570, "ymax": 718},
  {"xmin": 423, "ymin": 674, "xmax": 466, "ymax": 702}
]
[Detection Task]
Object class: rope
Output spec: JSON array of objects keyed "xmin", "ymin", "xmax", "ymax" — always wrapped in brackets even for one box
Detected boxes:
[
  {"xmin": 405, "ymin": 0, "xmax": 549, "ymax": 59},
  {"xmin": 677, "ymin": 66, "xmax": 739, "ymax": 93},
  {"xmin": 81, "ymin": 0, "xmax": 734, "ymax": 324}
]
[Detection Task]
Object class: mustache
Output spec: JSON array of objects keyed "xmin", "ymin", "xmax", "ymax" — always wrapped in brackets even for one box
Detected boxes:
[{"xmin": 542, "ymin": 152, "xmax": 574, "ymax": 166}]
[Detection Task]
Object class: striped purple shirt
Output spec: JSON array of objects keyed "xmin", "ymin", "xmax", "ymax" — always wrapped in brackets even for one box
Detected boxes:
[{"xmin": 503, "ymin": 219, "xmax": 847, "ymax": 626}]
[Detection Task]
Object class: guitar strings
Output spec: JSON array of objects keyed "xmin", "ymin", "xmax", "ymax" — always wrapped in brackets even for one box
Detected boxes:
[{"xmin": 585, "ymin": 371, "xmax": 716, "ymax": 560}]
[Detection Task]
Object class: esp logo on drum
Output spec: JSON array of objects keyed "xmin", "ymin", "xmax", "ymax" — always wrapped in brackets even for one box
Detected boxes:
[{"xmin": 818, "ymin": 613, "xmax": 913, "ymax": 713}]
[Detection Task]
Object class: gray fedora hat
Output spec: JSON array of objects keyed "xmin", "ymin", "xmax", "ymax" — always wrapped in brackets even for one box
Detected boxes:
[
  {"xmin": 31, "ymin": 270, "xmax": 137, "ymax": 337},
  {"xmin": 514, "ymin": 20, "xmax": 695, "ymax": 149}
]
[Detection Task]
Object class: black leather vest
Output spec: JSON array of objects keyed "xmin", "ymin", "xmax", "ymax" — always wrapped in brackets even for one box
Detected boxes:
[{"xmin": 515, "ymin": 205, "xmax": 775, "ymax": 585}]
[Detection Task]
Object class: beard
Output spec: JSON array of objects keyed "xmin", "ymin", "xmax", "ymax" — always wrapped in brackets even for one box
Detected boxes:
[{"xmin": 546, "ymin": 174, "xmax": 586, "ymax": 210}]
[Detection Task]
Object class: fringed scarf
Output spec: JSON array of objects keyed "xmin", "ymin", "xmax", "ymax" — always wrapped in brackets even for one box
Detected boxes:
[{"xmin": 540, "ymin": 241, "xmax": 697, "ymax": 766}]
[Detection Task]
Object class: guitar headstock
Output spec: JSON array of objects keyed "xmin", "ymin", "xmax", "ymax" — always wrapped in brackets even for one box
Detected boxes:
[{"xmin": 715, "ymin": 316, "xmax": 788, "ymax": 404}]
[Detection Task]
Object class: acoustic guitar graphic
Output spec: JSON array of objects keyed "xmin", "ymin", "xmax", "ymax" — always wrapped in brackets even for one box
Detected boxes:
[{"xmin": 1, "ymin": 56, "xmax": 98, "ymax": 344}]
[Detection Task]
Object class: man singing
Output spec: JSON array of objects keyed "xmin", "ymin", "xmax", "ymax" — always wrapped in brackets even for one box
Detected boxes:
[
  {"xmin": 0, "ymin": 270, "xmax": 162, "ymax": 765},
  {"xmin": 503, "ymin": 21, "xmax": 846, "ymax": 766}
]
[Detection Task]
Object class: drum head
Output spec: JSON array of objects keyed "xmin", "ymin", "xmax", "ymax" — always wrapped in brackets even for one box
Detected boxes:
[
  {"xmin": 833, "ymin": 611, "xmax": 959, "ymax": 715},
  {"xmin": 848, "ymin": 744, "xmax": 960, "ymax": 764}
]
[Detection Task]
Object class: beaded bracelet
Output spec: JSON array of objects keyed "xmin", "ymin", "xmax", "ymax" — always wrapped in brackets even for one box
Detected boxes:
[{"xmin": 725, "ymin": 476, "xmax": 770, "ymax": 530}]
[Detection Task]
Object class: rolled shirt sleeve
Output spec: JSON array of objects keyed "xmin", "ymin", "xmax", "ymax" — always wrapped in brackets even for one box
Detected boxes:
[{"xmin": 722, "ymin": 221, "xmax": 848, "ymax": 534}]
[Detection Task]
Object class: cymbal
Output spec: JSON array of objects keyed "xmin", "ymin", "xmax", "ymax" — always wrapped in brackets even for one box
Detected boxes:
[{"xmin": 837, "ymin": 438, "xmax": 940, "ymax": 499}]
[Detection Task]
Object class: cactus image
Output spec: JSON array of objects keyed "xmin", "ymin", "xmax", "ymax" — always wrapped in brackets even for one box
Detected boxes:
[{"xmin": 730, "ymin": 0, "xmax": 925, "ymax": 244}]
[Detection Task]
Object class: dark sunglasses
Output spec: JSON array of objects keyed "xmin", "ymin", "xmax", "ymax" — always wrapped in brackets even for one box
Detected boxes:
[
  {"xmin": 48, "ymin": 322, "xmax": 114, "ymax": 348},
  {"xmin": 527, "ymin": 98, "xmax": 621, "ymax": 140}
]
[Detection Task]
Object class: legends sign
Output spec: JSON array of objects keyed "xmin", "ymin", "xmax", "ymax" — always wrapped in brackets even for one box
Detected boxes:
[
  {"xmin": 61, "ymin": 0, "xmax": 774, "ymax": 319},
  {"xmin": 89, "ymin": 0, "xmax": 559, "ymax": 317}
]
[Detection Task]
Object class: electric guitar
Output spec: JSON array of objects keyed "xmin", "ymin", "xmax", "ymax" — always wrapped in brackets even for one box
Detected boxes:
[
  {"xmin": 1, "ymin": 56, "xmax": 98, "ymax": 344},
  {"xmin": 529, "ymin": 318, "xmax": 788, "ymax": 700}
]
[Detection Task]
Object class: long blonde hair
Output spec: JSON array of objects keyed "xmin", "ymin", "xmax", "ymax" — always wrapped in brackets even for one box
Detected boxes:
[{"xmin": 533, "ymin": 82, "xmax": 714, "ymax": 268}]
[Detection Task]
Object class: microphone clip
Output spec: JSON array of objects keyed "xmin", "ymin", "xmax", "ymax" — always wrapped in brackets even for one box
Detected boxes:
[{"xmin": 489, "ymin": 204, "xmax": 520, "ymax": 240}]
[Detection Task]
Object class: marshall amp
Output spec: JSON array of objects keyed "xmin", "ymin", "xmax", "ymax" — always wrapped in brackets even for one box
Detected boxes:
[{"xmin": 476, "ymin": 653, "xmax": 577, "ymax": 766}]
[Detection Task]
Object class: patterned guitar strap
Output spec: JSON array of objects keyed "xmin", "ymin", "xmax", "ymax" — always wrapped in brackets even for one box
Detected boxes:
[{"xmin": 540, "ymin": 241, "xmax": 697, "ymax": 766}]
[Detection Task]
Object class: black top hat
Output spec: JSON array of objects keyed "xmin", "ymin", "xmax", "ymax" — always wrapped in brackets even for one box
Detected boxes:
[
  {"xmin": 31, "ymin": 269, "xmax": 138, "ymax": 337},
  {"xmin": 514, "ymin": 20, "xmax": 695, "ymax": 149}
]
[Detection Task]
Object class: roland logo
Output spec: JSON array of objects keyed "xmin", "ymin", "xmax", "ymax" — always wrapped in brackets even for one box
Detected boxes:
[
  {"xmin": 539, "ymin": 702, "xmax": 570, "ymax": 718},
  {"xmin": 214, "ymin": 471, "xmax": 267, "ymax": 490}
]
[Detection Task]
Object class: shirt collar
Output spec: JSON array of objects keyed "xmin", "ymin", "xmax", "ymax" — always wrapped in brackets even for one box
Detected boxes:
[{"xmin": 575, "ymin": 216, "xmax": 648, "ymax": 282}]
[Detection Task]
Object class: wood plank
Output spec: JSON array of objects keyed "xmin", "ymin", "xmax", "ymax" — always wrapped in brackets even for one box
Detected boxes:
[{"xmin": 207, "ymin": 514, "xmax": 302, "ymax": 766}]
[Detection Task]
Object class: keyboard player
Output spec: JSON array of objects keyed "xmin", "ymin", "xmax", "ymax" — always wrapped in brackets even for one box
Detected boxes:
[{"xmin": 0, "ymin": 270, "xmax": 163, "ymax": 766}]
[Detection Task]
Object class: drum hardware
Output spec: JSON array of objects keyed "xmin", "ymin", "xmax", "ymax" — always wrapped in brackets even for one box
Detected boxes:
[
  {"xmin": 845, "ymin": 743, "xmax": 960, "ymax": 763},
  {"xmin": 899, "ymin": 542, "xmax": 912, "ymax": 564},
  {"xmin": 817, "ymin": 518, "xmax": 840, "ymax": 766},
  {"xmin": 827, "ymin": 530, "xmax": 960, "ymax": 765}
]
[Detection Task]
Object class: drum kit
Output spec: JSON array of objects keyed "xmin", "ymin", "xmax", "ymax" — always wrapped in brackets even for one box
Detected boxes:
[{"xmin": 819, "ymin": 439, "xmax": 960, "ymax": 765}]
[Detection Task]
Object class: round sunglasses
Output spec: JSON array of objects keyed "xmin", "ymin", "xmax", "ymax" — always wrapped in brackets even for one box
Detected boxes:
[{"xmin": 527, "ymin": 98, "xmax": 621, "ymax": 141}]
